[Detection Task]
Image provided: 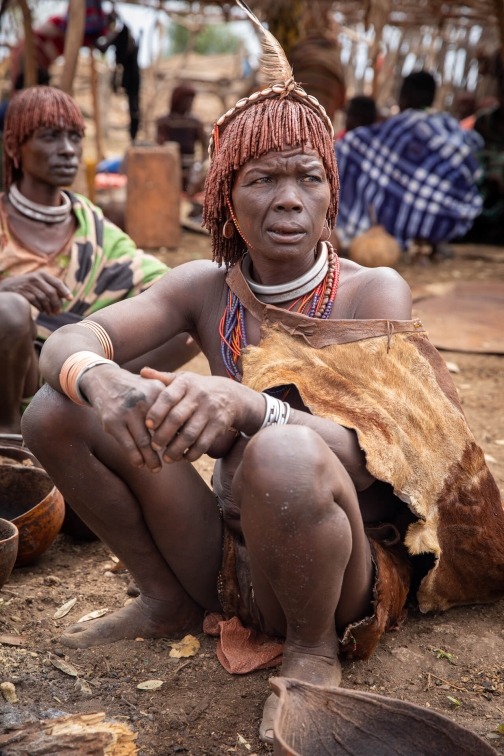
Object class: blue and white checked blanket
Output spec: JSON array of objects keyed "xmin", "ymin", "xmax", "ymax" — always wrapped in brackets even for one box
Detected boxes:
[{"xmin": 335, "ymin": 110, "xmax": 484, "ymax": 248}]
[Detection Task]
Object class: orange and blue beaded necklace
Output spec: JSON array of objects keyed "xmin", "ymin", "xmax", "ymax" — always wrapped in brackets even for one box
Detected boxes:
[{"xmin": 220, "ymin": 245, "xmax": 340, "ymax": 381}]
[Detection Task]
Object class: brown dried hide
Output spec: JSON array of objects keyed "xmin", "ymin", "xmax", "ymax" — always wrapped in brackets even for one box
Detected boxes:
[{"xmin": 230, "ymin": 264, "xmax": 504, "ymax": 614}]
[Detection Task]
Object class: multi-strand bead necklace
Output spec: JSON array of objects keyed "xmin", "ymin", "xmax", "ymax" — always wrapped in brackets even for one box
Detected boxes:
[{"xmin": 220, "ymin": 242, "xmax": 340, "ymax": 381}]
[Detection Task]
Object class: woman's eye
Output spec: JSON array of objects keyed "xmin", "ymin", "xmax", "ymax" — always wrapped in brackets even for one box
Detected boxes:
[
  {"xmin": 301, "ymin": 175, "xmax": 322, "ymax": 183},
  {"xmin": 253, "ymin": 177, "xmax": 272, "ymax": 184}
]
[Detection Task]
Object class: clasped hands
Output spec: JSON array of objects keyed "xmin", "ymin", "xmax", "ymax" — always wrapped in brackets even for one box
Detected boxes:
[{"xmin": 80, "ymin": 365, "xmax": 265, "ymax": 472}]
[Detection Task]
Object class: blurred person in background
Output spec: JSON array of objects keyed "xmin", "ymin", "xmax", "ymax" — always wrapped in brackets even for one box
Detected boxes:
[
  {"xmin": 465, "ymin": 51, "xmax": 504, "ymax": 245},
  {"xmin": 156, "ymin": 85, "xmax": 207, "ymax": 192},
  {"xmin": 335, "ymin": 96, "xmax": 377, "ymax": 140},
  {"xmin": 335, "ymin": 72, "xmax": 483, "ymax": 261}
]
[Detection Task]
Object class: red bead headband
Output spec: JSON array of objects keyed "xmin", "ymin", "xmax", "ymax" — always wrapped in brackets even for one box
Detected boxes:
[{"xmin": 209, "ymin": 84, "xmax": 334, "ymax": 161}]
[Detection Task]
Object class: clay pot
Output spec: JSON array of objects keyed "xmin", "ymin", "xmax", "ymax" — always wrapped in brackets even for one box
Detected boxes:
[
  {"xmin": 349, "ymin": 225, "xmax": 401, "ymax": 269},
  {"xmin": 272, "ymin": 677, "xmax": 495, "ymax": 756},
  {"xmin": 0, "ymin": 519, "xmax": 19, "ymax": 590},
  {"xmin": 0, "ymin": 448, "xmax": 64, "ymax": 566}
]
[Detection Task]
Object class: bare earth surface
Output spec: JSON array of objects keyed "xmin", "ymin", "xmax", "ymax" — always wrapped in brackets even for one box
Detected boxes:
[{"xmin": 1, "ymin": 236, "xmax": 504, "ymax": 755}]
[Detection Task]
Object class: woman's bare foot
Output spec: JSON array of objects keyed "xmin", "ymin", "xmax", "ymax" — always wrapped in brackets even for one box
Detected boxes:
[
  {"xmin": 60, "ymin": 595, "xmax": 203, "ymax": 649},
  {"xmin": 259, "ymin": 640, "xmax": 341, "ymax": 743}
]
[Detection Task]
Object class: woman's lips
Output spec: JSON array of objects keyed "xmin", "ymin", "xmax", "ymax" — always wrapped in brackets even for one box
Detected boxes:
[{"xmin": 267, "ymin": 227, "xmax": 306, "ymax": 244}]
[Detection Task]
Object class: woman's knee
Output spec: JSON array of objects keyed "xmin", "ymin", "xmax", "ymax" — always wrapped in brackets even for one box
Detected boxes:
[
  {"xmin": 21, "ymin": 384, "xmax": 80, "ymax": 453},
  {"xmin": 0, "ymin": 292, "xmax": 34, "ymax": 347},
  {"xmin": 242, "ymin": 425, "xmax": 331, "ymax": 489},
  {"xmin": 238, "ymin": 425, "xmax": 344, "ymax": 520}
]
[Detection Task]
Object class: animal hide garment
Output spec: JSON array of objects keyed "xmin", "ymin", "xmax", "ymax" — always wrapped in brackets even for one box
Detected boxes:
[{"xmin": 227, "ymin": 264, "xmax": 504, "ymax": 614}]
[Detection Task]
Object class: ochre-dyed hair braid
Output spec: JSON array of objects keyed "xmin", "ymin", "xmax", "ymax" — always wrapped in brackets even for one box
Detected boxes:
[
  {"xmin": 3, "ymin": 86, "xmax": 85, "ymax": 192},
  {"xmin": 202, "ymin": 93, "xmax": 339, "ymax": 268}
]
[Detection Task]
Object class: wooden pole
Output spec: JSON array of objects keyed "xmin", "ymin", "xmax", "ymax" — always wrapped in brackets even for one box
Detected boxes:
[
  {"xmin": 493, "ymin": 0, "xmax": 504, "ymax": 64},
  {"xmin": 17, "ymin": 0, "xmax": 36, "ymax": 87},
  {"xmin": 60, "ymin": 0, "xmax": 86, "ymax": 96},
  {"xmin": 90, "ymin": 51, "xmax": 105, "ymax": 162}
]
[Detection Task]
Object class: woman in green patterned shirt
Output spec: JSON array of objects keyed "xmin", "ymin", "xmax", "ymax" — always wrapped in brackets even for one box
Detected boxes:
[{"xmin": 0, "ymin": 86, "xmax": 196, "ymax": 434}]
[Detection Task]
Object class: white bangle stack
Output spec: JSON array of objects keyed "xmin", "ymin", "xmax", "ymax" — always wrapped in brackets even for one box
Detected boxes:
[{"xmin": 241, "ymin": 392, "xmax": 291, "ymax": 439}]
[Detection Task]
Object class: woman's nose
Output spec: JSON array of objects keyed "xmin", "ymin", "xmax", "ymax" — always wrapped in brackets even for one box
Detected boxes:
[
  {"xmin": 273, "ymin": 181, "xmax": 303, "ymax": 212},
  {"xmin": 59, "ymin": 136, "xmax": 76, "ymax": 155}
]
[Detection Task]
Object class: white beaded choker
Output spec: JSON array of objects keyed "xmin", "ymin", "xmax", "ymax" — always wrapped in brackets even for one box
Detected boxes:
[
  {"xmin": 241, "ymin": 243, "xmax": 329, "ymax": 304},
  {"xmin": 8, "ymin": 184, "xmax": 72, "ymax": 224}
]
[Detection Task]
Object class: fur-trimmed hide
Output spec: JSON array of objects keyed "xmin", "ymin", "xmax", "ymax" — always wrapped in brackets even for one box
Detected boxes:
[{"xmin": 227, "ymin": 264, "xmax": 504, "ymax": 615}]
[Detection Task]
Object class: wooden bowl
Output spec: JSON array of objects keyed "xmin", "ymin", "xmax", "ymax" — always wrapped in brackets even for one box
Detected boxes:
[
  {"xmin": 0, "ymin": 518, "xmax": 19, "ymax": 590},
  {"xmin": 272, "ymin": 677, "xmax": 496, "ymax": 756},
  {"xmin": 0, "ymin": 449, "xmax": 64, "ymax": 567}
]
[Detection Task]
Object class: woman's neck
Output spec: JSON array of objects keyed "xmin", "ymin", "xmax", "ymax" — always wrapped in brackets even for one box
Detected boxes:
[
  {"xmin": 246, "ymin": 246, "xmax": 318, "ymax": 287},
  {"xmin": 17, "ymin": 175, "xmax": 62, "ymax": 207}
]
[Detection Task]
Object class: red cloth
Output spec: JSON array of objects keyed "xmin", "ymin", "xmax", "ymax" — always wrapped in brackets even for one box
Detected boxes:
[{"xmin": 203, "ymin": 613, "xmax": 283, "ymax": 674}]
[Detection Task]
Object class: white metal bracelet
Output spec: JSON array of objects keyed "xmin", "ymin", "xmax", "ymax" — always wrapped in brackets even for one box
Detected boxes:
[
  {"xmin": 241, "ymin": 392, "xmax": 291, "ymax": 439},
  {"xmin": 74, "ymin": 358, "xmax": 118, "ymax": 405}
]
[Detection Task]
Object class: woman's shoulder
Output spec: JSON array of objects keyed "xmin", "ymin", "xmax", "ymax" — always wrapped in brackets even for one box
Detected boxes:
[
  {"xmin": 339, "ymin": 258, "xmax": 412, "ymax": 319},
  {"xmin": 150, "ymin": 258, "xmax": 228, "ymax": 296}
]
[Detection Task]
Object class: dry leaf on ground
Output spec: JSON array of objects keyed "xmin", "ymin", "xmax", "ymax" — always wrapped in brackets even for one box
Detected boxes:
[
  {"xmin": 53, "ymin": 598, "xmax": 77, "ymax": 619},
  {"xmin": 74, "ymin": 678, "xmax": 93, "ymax": 696},
  {"xmin": 50, "ymin": 657, "xmax": 79, "ymax": 677},
  {"xmin": 445, "ymin": 361, "xmax": 460, "ymax": 373},
  {"xmin": 169, "ymin": 634, "xmax": 200, "ymax": 658},
  {"xmin": 78, "ymin": 608, "xmax": 108, "ymax": 623},
  {"xmin": 137, "ymin": 679, "xmax": 164, "ymax": 690},
  {"xmin": 0, "ymin": 682, "xmax": 18, "ymax": 703},
  {"xmin": 0, "ymin": 633, "xmax": 28, "ymax": 646}
]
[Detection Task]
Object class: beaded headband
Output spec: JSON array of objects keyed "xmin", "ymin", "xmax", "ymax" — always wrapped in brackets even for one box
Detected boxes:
[{"xmin": 209, "ymin": 0, "xmax": 334, "ymax": 161}]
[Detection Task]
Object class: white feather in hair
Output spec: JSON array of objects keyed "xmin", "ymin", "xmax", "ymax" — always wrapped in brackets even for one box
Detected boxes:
[{"xmin": 235, "ymin": 0, "xmax": 293, "ymax": 86}]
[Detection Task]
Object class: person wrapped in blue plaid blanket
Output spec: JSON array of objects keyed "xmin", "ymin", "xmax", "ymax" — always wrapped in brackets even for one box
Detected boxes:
[{"xmin": 335, "ymin": 72, "xmax": 483, "ymax": 258}]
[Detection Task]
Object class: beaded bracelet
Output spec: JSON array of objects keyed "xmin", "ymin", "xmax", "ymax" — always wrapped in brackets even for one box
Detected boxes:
[
  {"xmin": 76, "ymin": 320, "xmax": 114, "ymax": 361},
  {"xmin": 60, "ymin": 351, "xmax": 118, "ymax": 406},
  {"xmin": 240, "ymin": 392, "xmax": 291, "ymax": 439}
]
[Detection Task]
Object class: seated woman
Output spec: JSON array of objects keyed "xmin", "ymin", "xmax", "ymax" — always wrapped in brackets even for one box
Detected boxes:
[
  {"xmin": 23, "ymin": 8, "xmax": 504, "ymax": 745},
  {"xmin": 336, "ymin": 72, "xmax": 484, "ymax": 260},
  {"xmin": 0, "ymin": 86, "xmax": 197, "ymax": 434}
]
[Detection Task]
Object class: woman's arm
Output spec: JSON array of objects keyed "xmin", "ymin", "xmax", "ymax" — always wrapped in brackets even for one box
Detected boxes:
[
  {"xmin": 39, "ymin": 260, "xmax": 216, "ymax": 390},
  {"xmin": 37, "ymin": 261, "xmax": 223, "ymax": 473}
]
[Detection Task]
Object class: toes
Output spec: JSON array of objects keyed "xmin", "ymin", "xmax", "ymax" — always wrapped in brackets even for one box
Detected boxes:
[
  {"xmin": 259, "ymin": 693, "xmax": 278, "ymax": 744},
  {"xmin": 60, "ymin": 634, "xmax": 84, "ymax": 649},
  {"xmin": 62, "ymin": 623, "xmax": 87, "ymax": 635}
]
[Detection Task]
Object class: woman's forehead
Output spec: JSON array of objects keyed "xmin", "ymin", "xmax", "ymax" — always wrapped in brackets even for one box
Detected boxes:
[{"xmin": 237, "ymin": 144, "xmax": 323, "ymax": 173}]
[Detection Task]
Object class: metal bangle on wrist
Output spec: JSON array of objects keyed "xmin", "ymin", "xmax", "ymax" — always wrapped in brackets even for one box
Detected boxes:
[
  {"xmin": 74, "ymin": 359, "xmax": 118, "ymax": 405},
  {"xmin": 240, "ymin": 392, "xmax": 291, "ymax": 439}
]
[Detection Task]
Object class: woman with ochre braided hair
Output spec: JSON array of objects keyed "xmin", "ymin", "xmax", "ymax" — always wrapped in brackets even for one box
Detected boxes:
[
  {"xmin": 23, "ymin": 2, "xmax": 504, "ymax": 743},
  {"xmin": 0, "ymin": 86, "xmax": 196, "ymax": 435}
]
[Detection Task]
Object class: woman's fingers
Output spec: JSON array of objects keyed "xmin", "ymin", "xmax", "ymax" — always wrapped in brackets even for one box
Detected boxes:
[
  {"xmin": 141, "ymin": 367, "xmax": 177, "ymax": 386},
  {"xmin": 144, "ymin": 377, "xmax": 188, "ymax": 431},
  {"xmin": 35, "ymin": 279, "xmax": 64, "ymax": 314},
  {"xmin": 158, "ymin": 407, "xmax": 209, "ymax": 462},
  {"xmin": 150, "ymin": 397, "xmax": 199, "ymax": 452},
  {"xmin": 126, "ymin": 415, "xmax": 163, "ymax": 471},
  {"xmin": 29, "ymin": 285, "xmax": 57, "ymax": 315},
  {"xmin": 40, "ymin": 272, "xmax": 73, "ymax": 300},
  {"xmin": 183, "ymin": 422, "xmax": 227, "ymax": 463},
  {"xmin": 104, "ymin": 422, "xmax": 149, "ymax": 470}
]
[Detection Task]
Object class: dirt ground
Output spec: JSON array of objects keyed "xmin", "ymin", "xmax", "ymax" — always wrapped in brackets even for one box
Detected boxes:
[{"xmin": 1, "ymin": 237, "xmax": 504, "ymax": 755}]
